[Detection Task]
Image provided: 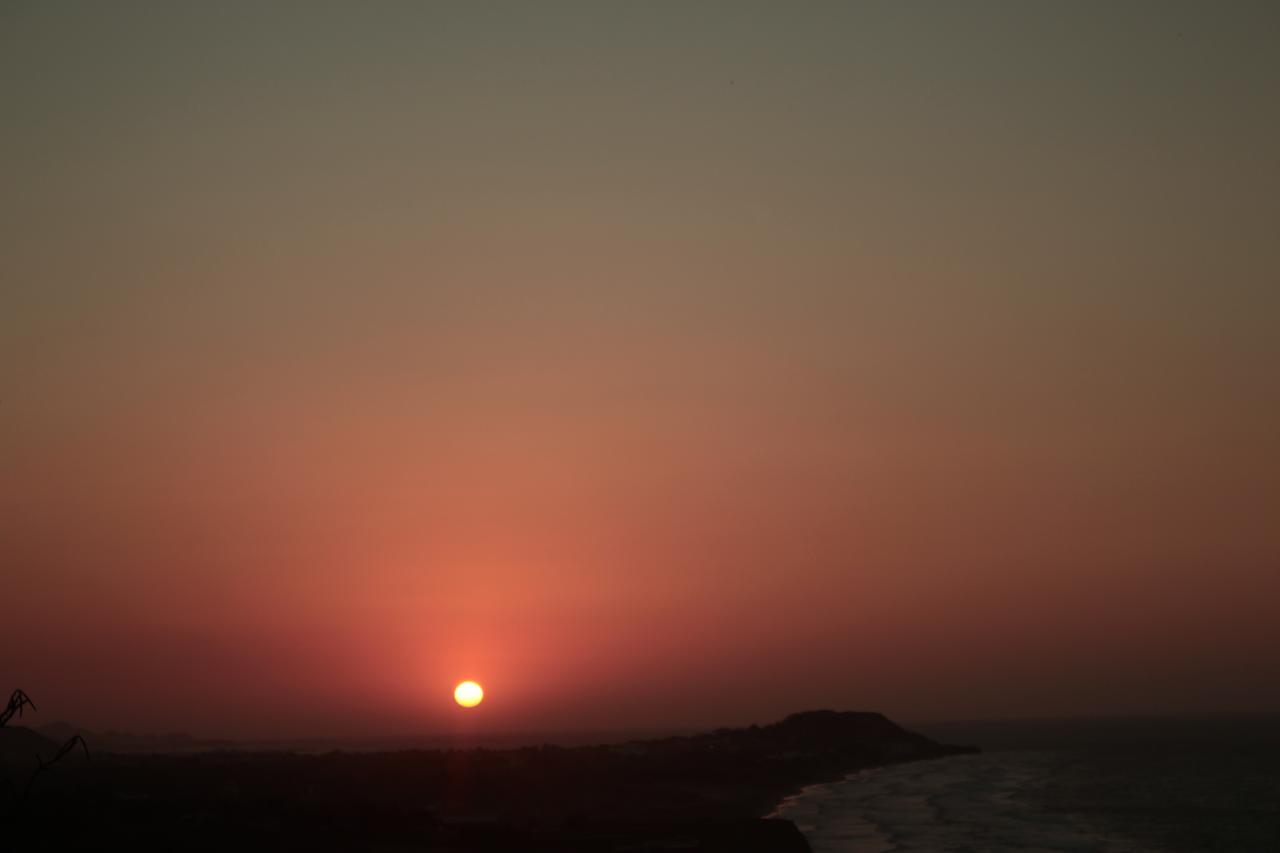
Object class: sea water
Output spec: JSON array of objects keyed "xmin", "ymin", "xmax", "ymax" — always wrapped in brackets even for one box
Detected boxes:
[{"xmin": 771, "ymin": 717, "xmax": 1280, "ymax": 852}]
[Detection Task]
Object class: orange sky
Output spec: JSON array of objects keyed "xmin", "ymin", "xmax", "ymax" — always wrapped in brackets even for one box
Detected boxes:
[{"xmin": 3, "ymin": 2, "xmax": 1279, "ymax": 737}]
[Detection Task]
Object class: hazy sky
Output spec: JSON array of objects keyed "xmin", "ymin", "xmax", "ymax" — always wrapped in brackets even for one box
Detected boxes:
[{"xmin": 3, "ymin": 2, "xmax": 1278, "ymax": 738}]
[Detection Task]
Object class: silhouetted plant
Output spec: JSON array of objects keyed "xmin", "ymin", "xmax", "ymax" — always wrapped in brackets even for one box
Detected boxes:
[
  {"xmin": 23, "ymin": 733, "xmax": 89, "ymax": 799},
  {"xmin": 1, "ymin": 689, "xmax": 36, "ymax": 728},
  {"xmin": 1, "ymin": 688, "xmax": 91, "ymax": 802}
]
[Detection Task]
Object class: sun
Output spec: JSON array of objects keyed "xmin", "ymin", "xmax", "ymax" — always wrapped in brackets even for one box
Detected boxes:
[{"xmin": 453, "ymin": 680, "xmax": 484, "ymax": 708}]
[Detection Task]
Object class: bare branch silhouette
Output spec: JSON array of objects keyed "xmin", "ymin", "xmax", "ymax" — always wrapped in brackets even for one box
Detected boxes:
[
  {"xmin": 1, "ymin": 689, "xmax": 36, "ymax": 728},
  {"xmin": 2, "ymin": 689, "xmax": 92, "ymax": 803},
  {"xmin": 24, "ymin": 734, "xmax": 90, "ymax": 800}
]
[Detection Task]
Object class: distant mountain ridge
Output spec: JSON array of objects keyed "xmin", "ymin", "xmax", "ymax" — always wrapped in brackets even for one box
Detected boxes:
[
  {"xmin": 27, "ymin": 709, "xmax": 968, "ymax": 757},
  {"xmin": 32, "ymin": 722, "xmax": 234, "ymax": 755},
  {"xmin": 0, "ymin": 726, "xmax": 59, "ymax": 767}
]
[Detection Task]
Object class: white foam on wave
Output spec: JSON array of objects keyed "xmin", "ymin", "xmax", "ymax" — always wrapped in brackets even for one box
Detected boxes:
[{"xmin": 771, "ymin": 753, "xmax": 1162, "ymax": 853}]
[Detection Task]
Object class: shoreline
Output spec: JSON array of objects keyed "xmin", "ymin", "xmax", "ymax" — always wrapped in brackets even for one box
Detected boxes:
[{"xmin": 764, "ymin": 779, "xmax": 839, "ymax": 819}]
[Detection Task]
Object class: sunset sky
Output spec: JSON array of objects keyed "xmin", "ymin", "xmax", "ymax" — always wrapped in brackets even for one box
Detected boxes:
[{"xmin": 3, "ymin": 2, "xmax": 1278, "ymax": 738}]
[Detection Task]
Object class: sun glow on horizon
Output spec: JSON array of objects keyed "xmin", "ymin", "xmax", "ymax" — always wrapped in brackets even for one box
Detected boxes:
[{"xmin": 454, "ymin": 680, "xmax": 484, "ymax": 708}]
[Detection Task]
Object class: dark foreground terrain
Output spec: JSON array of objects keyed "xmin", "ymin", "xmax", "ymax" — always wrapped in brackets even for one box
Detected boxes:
[{"xmin": 2, "ymin": 710, "xmax": 975, "ymax": 851}]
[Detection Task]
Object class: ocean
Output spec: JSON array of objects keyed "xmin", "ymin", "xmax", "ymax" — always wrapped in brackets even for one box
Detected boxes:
[{"xmin": 771, "ymin": 716, "xmax": 1280, "ymax": 852}]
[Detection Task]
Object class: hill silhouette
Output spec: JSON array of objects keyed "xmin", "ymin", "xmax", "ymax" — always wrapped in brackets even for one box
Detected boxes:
[
  {"xmin": 0, "ymin": 726, "xmax": 59, "ymax": 768},
  {"xmin": 34, "ymin": 721, "xmax": 233, "ymax": 754}
]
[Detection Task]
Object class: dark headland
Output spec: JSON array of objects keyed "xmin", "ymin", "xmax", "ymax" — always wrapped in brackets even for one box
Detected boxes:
[{"xmin": 2, "ymin": 710, "xmax": 976, "ymax": 851}]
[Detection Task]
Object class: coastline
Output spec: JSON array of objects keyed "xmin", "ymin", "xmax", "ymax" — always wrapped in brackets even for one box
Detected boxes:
[
  {"xmin": 765, "ymin": 735, "xmax": 1280, "ymax": 853},
  {"xmin": 765, "ymin": 778, "xmax": 840, "ymax": 819}
]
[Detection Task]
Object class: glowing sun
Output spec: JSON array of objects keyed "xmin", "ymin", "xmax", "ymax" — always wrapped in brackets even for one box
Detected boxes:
[{"xmin": 453, "ymin": 680, "xmax": 484, "ymax": 708}]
